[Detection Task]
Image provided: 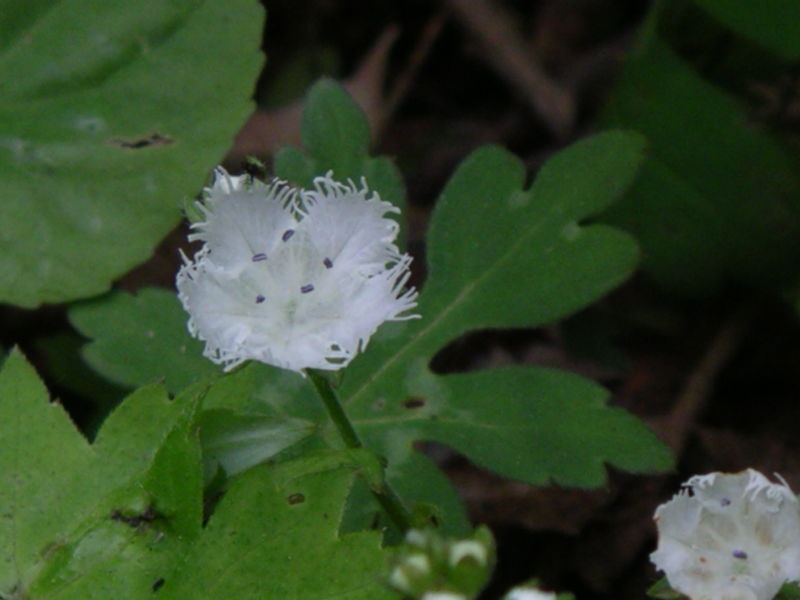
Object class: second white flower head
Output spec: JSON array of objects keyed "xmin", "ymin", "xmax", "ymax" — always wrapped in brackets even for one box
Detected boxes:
[
  {"xmin": 176, "ymin": 169, "xmax": 418, "ymax": 373},
  {"xmin": 651, "ymin": 469, "xmax": 800, "ymax": 600}
]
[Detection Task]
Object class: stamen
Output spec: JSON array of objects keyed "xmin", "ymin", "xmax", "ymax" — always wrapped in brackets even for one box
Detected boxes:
[
  {"xmin": 252, "ymin": 253, "xmax": 267, "ymax": 262},
  {"xmin": 300, "ymin": 284, "xmax": 314, "ymax": 294},
  {"xmin": 720, "ymin": 498, "xmax": 731, "ymax": 506},
  {"xmin": 255, "ymin": 295, "xmax": 265, "ymax": 304},
  {"xmin": 282, "ymin": 229, "xmax": 295, "ymax": 242},
  {"xmin": 732, "ymin": 550, "xmax": 747, "ymax": 560},
  {"xmin": 323, "ymin": 257, "xmax": 333, "ymax": 269}
]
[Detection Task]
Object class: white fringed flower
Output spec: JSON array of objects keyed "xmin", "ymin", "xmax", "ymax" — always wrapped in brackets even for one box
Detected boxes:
[
  {"xmin": 651, "ymin": 469, "xmax": 800, "ymax": 600},
  {"xmin": 176, "ymin": 168, "xmax": 418, "ymax": 373}
]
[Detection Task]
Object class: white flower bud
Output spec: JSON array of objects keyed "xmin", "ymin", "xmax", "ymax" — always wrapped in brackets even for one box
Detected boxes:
[
  {"xmin": 651, "ymin": 469, "xmax": 800, "ymax": 600},
  {"xmin": 504, "ymin": 588, "xmax": 557, "ymax": 600},
  {"xmin": 421, "ymin": 592, "xmax": 467, "ymax": 600},
  {"xmin": 449, "ymin": 540, "xmax": 489, "ymax": 567},
  {"xmin": 176, "ymin": 168, "xmax": 418, "ymax": 373},
  {"xmin": 388, "ymin": 553, "xmax": 432, "ymax": 595}
]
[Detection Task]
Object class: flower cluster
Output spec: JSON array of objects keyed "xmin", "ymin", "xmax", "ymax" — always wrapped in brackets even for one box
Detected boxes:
[
  {"xmin": 388, "ymin": 527, "xmax": 495, "ymax": 600},
  {"xmin": 651, "ymin": 469, "xmax": 800, "ymax": 600},
  {"xmin": 176, "ymin": 168, "xmax": 418, "ymax": 373}
]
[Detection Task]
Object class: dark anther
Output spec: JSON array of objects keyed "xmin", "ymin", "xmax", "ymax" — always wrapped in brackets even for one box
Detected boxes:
[
  {"xmin": 152, "ymin": 578, "xmax": 165, "ymax": 592},
  {"xmin": 721, "ymin": 498, "xmax": 731, "ymax": 506},
  {"xmin": 255, "ymin": 295, "xmax": 265, "ymax": 304},
  {"xmin": 300, "ymin": 284, "xmax": 314, "ymax": 294},
  {"xmin": 403, "ymin": 397, "xmax": 426, "ymax": 409},
  {"xmin": 323, "ymin": 257, "xmax": 333, "ymax": 269},
  {"xmin": 282, "ymin": 229, "xmax": 295, "ymax": 242},
  {"xmin": 287, "ymin": 493, "xmax": 305, "ymax": 505},
  {"xmin": 252, "ymin": 253, "xmax": 267, "ymax": 262},
  {"xmin": 732, "ymin": 550, "xmax": 748, "ymax": 560}
]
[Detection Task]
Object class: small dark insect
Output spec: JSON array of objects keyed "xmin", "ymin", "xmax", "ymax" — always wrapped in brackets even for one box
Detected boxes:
[
  {"xmin": 403, "ymin": 397, "xmax": 426, "ymax": 409},
  {"xmin": 152, "ymin": 578, "xmax": 165, "ymax": 592},
  {"xmin": 109, "ymin": 132, "xmax": 173, "ymax": 149},
  {"xmin": 242, "ymin": 155, "xmax": 267, "ymax": 179},
  {"xmin": 111, "ymin": 505, "xmax": 160, "ymax": 528}
]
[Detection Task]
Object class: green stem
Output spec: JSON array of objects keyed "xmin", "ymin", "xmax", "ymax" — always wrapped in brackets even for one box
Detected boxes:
[{"xmin": 306, "ymin": 369, "xmax": 412, "ymax": 533}]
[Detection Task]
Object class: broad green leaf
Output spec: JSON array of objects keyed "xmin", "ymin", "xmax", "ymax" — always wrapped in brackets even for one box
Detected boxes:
[
  {"xmin": 692, "ymin": 0, "xmax": 800, "ymax": 59},
  {"xmin": 0, "ymin": 348, "xmax": 202, "ymax": 598},
  {"xmin": 199, "ymin": 408, "xmax": 317, "ymax": 478},
  {"xmin": 160, "ymin": 451, "xmax": 397, "ymax": 600},
  {"xmin": 602, "ymin": 39, "xmax": 800, "ymax": 294},
  {"xmin": 0, "ymin": 349, "xmax": 91, "ymax": 595},
  {"xmin": 69, "ymin": 288, "xmax": 218, "ymax": 394},
  {"xmin": 30, "ymin": 388, "xmax": 203, "ymax": 600},
  {"xmin": 0, "ymin": 0, "xmax": 263, "ymax": 307}
]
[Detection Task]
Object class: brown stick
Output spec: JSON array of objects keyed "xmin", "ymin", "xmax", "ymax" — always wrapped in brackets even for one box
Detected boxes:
[
  {"xmin": 445, "ymin": 0, "xmax": 574, "ymax": 139},
  {"xmin": 660, "ymin": 304, "xmax": 753, "ymax": 453}
]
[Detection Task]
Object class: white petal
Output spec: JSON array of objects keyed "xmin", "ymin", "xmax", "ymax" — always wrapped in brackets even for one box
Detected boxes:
[
  {"xmin": 176, "ymin": 168, "xmax": 418, "ymax": 373},
  {"xmin": 189, "ymin": 171, "xmax": 299, "ymax": 275}
]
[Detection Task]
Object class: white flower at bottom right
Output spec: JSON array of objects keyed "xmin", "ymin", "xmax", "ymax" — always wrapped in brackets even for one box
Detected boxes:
[{"xmin": 651, "ymin": 469, "xmax": 800, "ymax": 600}]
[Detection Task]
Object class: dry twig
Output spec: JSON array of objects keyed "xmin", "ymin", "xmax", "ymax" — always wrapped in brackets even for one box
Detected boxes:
[{"xmin": 445, "ymin": 0, "xmax": 575, "ymax": 139}]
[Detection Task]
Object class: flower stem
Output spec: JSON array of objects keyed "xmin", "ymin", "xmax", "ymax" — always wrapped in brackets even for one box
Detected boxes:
[{"xmin": 306, "ymin": 369, "xmax": 412, "ymax": 533}]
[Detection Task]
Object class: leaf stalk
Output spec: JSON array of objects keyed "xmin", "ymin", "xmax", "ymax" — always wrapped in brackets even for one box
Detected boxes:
[{"xmin": 306, "ymin": 369, "xmax": 412, "ymax": 533}]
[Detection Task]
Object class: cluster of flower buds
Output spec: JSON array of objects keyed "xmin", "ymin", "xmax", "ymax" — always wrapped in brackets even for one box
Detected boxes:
[
  {"xmin": 651, "ymin": 469, "xmax": 800, "ymax": 600},
  {"xmin": 388, "ymin": 526, "xmax": 496, "ymax": 600}
]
